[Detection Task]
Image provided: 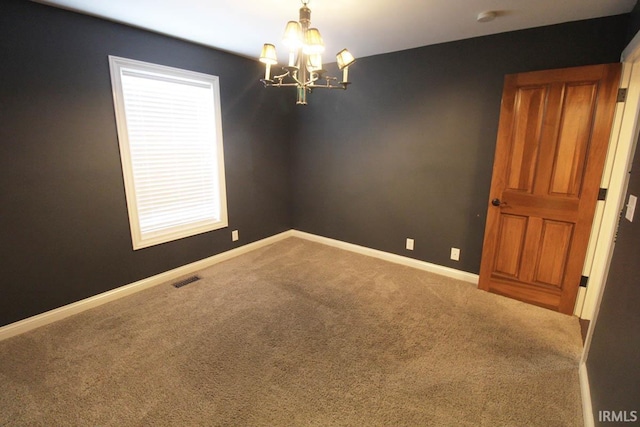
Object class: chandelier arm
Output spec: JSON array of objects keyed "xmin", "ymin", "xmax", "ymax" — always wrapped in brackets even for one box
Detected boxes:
[
  {"xmin": 267, "ymin": 82, "xmax": 301, "ymax": 88},
  {"xmin": 303, "ymin": 73, "xmax": 320, "ymax": 86},
  {"xmin": 308, "ymin": 75, "xmax": 337, "ymax": 88},
  {"xmin": 277, "ymin": 66, "xmax": 304, "ymax": 86},
  {"xmin": 289, "ymin": 74, "xmax": 304, "ymax": 86},
  {"xmin": 307, "ymin": 83, "xmax": 349, "ymax": 90},
  {"xmin": 268, "ymin": 69, "xmax": 304, "ymax": 87},
  {"xmin": 273, "ymin": 71, "xmax": 290, "ymax": 80}
]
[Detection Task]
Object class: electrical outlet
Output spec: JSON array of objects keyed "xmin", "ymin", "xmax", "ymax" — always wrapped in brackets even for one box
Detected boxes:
[
  {"xmin": 450, "ymin": 247, "xmax": 460, "ymax": 261},
  {"xmin": 406, "ymin": 238, "xmax": 414, "ymax": 251},
  {"xmin": 232, "ymin": 230, "xmax": 239, "ymax": 242}
]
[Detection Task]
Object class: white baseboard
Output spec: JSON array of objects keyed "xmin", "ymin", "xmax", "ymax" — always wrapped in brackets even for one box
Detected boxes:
[
  {"xmin": 580, "ymin": 361, "xmax": 595, "ymax": 427},
  {"xmin": 0, "ymin": 231, "xmax": 294, "ymax": 342},
  {"xmin": 290, "ymin": 230, "xmax": 479, "ymax": 284},
  {"xmin": 0, "ymin": 229, "xmax": 478, "ymax": 341}
]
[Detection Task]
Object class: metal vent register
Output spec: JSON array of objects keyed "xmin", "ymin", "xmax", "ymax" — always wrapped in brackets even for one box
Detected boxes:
[{"xmin": 172, "ymin": 275, "xmax": 201, "ymax": 289}]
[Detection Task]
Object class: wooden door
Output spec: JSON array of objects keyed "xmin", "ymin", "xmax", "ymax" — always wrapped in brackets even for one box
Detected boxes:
[{"xmin": 478, "ymin": 63, "xmax": 621, "ymax": 315}]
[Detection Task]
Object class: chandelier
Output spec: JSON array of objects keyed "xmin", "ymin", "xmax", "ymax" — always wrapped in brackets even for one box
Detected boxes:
[{"xmin": 259, "ymin": 0, "xmax": 356, "ymax": 105}]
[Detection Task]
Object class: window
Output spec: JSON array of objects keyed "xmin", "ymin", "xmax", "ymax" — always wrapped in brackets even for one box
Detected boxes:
[{"xmin": 109, "ymin": 56, "xmax": 227, "ymax": 250}]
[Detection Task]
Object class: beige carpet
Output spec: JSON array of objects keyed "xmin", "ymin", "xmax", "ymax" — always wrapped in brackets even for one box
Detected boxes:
[{"xmin": 0, "ymin": 238, "xmax": 583, "ymax": 426}]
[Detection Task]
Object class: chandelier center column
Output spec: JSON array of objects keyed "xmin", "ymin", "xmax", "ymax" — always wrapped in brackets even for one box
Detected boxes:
[{"xmin": 297, "ymin": 5, "xmax": 310, "ymax": 104}]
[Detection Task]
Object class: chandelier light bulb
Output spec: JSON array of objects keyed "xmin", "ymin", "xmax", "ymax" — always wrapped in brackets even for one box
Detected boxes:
[
  {"xmin": 303, "ymin": 28, "xmax": 325, "ymax": 55},
  {"xmin": 283, "ymin": 21, "xmax": 302, "ymax": 48}
]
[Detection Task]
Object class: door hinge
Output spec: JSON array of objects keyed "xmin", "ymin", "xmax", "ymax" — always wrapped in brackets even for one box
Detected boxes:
[
  {"xmin": 617, "ymin": 88, "xmax": 628, "ymax": 103},
  {"xmin": 580, "ymin": 275, "xmax": 589, "ymax": 288},
  {"xmin": 598, "ymin": 188, "xmax": 608, "ymax": 201}
]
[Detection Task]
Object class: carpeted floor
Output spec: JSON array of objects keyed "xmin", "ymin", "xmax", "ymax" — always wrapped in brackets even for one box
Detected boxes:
[{"xmin": 0, "ymin": 238, "xmax": 584, "ymax": 426}]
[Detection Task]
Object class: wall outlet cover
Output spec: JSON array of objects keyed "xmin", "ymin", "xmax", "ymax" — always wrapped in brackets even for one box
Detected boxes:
[
  {"xmin": 406, "ymin": 238, "xmax": 414, "ymax": 251},
  {"xmin": 626, "ymin": 194, "xmax": 637, "ymax": 222}
]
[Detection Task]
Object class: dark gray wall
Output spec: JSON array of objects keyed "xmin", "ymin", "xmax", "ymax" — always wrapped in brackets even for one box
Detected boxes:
[
  {"xmin": 0, "ymin": 0, "xmax": 293, "ymax": 327},
  {"xmin": 587, "ymin": 139, "xmax": 640, "ymax": 425},
  {"xmin": 291, "ymin": 15, "xmax": 630, "ymax": 274},
  {"xmin": 627, "ymin": 0, "xmax": 640, "ymax": 43},
  {"xmin": 1, "ymin": 0, "xmax": 639, "ymax": 420}
]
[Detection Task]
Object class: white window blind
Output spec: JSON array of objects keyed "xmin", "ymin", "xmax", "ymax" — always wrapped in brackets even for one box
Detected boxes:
[{"xmin": 109, "ymin": 56, "xmax": 227, "ymax": 250}]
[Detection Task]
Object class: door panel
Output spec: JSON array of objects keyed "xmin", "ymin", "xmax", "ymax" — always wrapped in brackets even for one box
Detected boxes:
[
  {"xmin": 549, "ymin": 83, "xmax": 597, "ymax": 196},
  {"xmin": 479, "ymin": 63, "xmax": 621, "ymax": 314},
  {"xmin": 507, "ymin": 87, "xmax": 546, "ymax": 192},
  {"xmin": 534, "ymin": 220, "xmax": 573, "ymax": 287},
  {"xmin": 494, "ymin": 214, "xmax": 527, "ymax": 277}
]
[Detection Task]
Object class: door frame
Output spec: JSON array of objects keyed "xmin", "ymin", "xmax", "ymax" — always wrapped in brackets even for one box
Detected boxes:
[
  {"xmin": 578, "ymin": 31, "xmax": 640, "ymax": 427},
  {"xmin": 578, "ymin": 32, "xmax": 640, "ymax": 323}
]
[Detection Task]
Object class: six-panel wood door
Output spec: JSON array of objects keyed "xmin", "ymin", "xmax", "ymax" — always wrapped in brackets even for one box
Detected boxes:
[{"xmin": 478, "ymin": 63, "xmax": 621, "ymax": 314}]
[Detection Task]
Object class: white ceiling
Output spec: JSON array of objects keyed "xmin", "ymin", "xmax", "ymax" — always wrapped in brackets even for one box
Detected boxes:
[{"xmin": 34, "ymin": 0, "xmax": 636, "ymax": 64}]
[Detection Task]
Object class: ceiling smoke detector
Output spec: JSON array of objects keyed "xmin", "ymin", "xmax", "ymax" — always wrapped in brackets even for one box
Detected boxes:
[{"xmin": 477, "ymin": 11, "xmax": 497, "ymax": 23}]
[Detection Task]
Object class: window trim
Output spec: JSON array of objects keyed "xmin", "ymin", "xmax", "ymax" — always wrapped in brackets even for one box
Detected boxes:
[{"xmin": 108, "ymin": 55, "xmax": 228, "ymax": 250}]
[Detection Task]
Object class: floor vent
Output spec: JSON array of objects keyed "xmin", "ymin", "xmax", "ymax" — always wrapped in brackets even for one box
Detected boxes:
[{"xmin": 172, "ymin": 275, "xmax": 201, "ymax": 289}]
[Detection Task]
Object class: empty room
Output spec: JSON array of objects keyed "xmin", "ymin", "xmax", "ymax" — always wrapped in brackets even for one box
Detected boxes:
[{"xmin": 1, "ymin": 0, "xmax": 639, "ymax": 425}]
